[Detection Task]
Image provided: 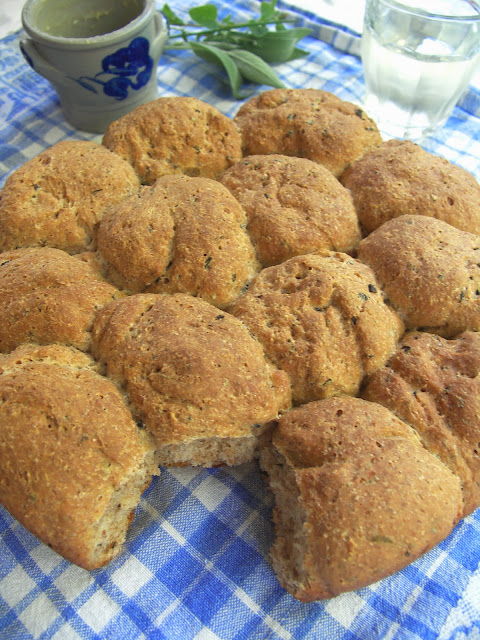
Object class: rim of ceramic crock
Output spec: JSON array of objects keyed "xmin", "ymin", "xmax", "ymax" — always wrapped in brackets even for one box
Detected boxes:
[
  {"xmin": 369, "ymin": 0, "xmax": 480, "ymax": 22},
  {"xmin": 21, "ymin": 0, "xmax": 157, "ymax": 49}
]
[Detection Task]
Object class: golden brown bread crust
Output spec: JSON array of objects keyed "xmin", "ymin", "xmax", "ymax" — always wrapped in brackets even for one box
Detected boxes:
[
  {"xmin": 260, "ymin": 397, "xmax": 463, "ymax": 601},
  {"xmin": 102, "ymin": 96, "xmax": 242, "ymax": 185},
  {"xmin": 233, "ymin": 89, "xmax": 382, "ymax": 177},
  {"xmin": 91, "ymin": 293, "xmax": 292, "ymax": 466},
  {"xmin": 0, "ymin": 141, "xmax": 140, "ymax": 254},
  {"xmin": 0, "ymin": 343, "xmax": 158, "ymax": 570},
  {"xmin": 1, "ymin": 89, "xmax": 480, "ymax": 589},
  {"xmin": 220, "ymin": 154, "xmax": 361, "ymax": 266},
  {"xmin": 97, "ymin": 175, "xmax": 260, "ymax": 307},
  {"xmin": 362, "ymin": 331, "xmax": 480, "ymax": 516},
  {"xmin": 228, "ymin": 252, "xmax": 404, "ymax": 404},
  {"xmin": 341, "ymin": 139, "xmax": 480, "ymax": 235},
  {"xmin": 357, "ymin": 214, "xmax": 480, "ymax": 337},
  {"xmin": 0, "ymin": 247, "xmax": 122, "ymax": 353}
]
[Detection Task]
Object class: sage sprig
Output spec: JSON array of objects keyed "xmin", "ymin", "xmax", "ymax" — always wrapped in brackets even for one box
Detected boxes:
[{"xmin": 162, "ymin": 1, "xmax": 311, "ymax": 98}]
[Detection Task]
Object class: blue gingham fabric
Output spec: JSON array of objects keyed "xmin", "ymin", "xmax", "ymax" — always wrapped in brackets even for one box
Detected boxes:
[{"xmin": 1, "ymin": 1, "xmax": 480, "ymax": 638}]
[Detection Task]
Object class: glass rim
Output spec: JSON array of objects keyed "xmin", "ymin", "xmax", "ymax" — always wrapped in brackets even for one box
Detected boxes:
[{"xmin": 368, "ymin": 0, "xmax": 480, "ymax": 22}]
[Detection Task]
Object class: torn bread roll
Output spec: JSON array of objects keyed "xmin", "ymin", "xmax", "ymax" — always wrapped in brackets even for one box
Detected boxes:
[
  {"xmin": 91, "ymin": 292, "xmax": 292, "ymax": 467},
  {"xmin": 260, "ymin": 396, "xmax": 463, "ymax": 601},
  {"xmin": 0, "ymin": 343, "xmax": 158, "ymax": 570},
  {"xmin": 362, "ymin": 330, "xmax": 480, "ymax": 516}
]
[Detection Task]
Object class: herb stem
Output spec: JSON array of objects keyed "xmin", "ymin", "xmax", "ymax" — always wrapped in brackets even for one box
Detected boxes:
[{"xmin": 166, "ymin": 18, "xmax": 295, "ymax": 41}]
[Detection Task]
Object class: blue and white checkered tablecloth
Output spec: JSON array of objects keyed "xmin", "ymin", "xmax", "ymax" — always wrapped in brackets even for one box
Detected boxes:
[{"xmin": 1, "ymin": 1, "xmax": 480, "ymax": 638}]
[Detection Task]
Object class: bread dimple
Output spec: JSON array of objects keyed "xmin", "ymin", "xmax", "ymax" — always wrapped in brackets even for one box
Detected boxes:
[
  {"xmin": 102, "ymin": 96, "xmax": 243, "ymax": 185},
  {"xmin": 341, "ymin": 139, "xmax": 480, "ymax": 235},
  {"xmin": 228, "ymin": 252, "xmax": 404, "ymax": 404},
  {"xmin": 91, "ymin": 293, "xmax": 292, "ymax": 466},
  {"xmin": 220, "ymin": 154, "xmax": 361, "ymax": 266},
  {"xmin": 97, "ymin": 174, "xmax": 260, "ymax": 306},
  {"xmin": 260, "ymin": 396, "xmax": 463, "ymax": 601},
  {"xmin": 363, "ymin": 330, "xmax": 480, "ymax": 516},
  {"xmin": 357, "ymin": 214, "xmax": 480, "ymax": 336},
  {"xmin": 0, "ymin": 141, "xmax": 140, "ymax": 254},
  {"xmin": 0, "ymin": 247, "xmax": 122, "ymax": 353},
  {"xmin": 0, "ymin": 343, "xmax": 158, "ymax": 570},
  {"xmin": 233, "ymin": 88, "xmax": 382, "ymax": 177}
]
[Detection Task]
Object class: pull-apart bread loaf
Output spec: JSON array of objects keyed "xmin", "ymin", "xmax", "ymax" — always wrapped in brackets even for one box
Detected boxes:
[
  {"xmin": 220, "ymin": 154, "xmax": 361, "ymax": 267},
  {"xmin": 96, "ymin": 175, "xmax": 259, "ymax": 306},
  {"xmin": 363, "ymin": 331, "xmax": 480, "ymax": 517},
  {"xmin": 260, "ymin": 396, "xmax": 463, "ymax": 602},
  {"xmin": 0, "ymin": 344, "xmax": 158, "ymax": 570},
  {"xmin": 2, "ymin": 88, "xmax": 480, "ymax": 595},
  {"xmin": 0, "ymin": 141, "xmax": 140, "ymax": 254},
  {"xmin": 228, "ymin": 251, "xmax": 404, "ymax": 405},
  {"xmin": 357, "ymin": 214, "xmax": 480, "ymax": 337},
  {"xmin": 0, "ymin": 247, "xmax": 122, "ymax": 353},
  {"xmin": 102, "ymin": 96, "xmax": 243, "ymax": 185},
  {"xmin": 233, "ymin": 88, "xmax": 382, "ymax": 177},
  {"xmin": 91, "ymin": 293, "xmax": 291, "ymax": 467},
  {"xmin": 341, "ymin": 139, "xmax": 480, "ymax": 235}
]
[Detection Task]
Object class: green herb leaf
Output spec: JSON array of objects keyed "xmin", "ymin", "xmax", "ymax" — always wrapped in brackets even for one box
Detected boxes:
[
  {"xmin": 247, "ymin": 27, "xmax": 312, "ymax": 62},
  {"xmin": 189, "ymin": 4, "xmax": 219, "ymax": 29},
  {"xmin": 190, "ymin": 42, "xmax": 245, "ymax": 98},
  {"xmin": 162, "ymin": 4, "xmax": 184, "ymax": 25},
  {"xmin": 163, "ymin": 1, "xmax": 311, "ymax": 98},
  {"xmin": 286, "ymin": 46, "xmax": 310, "ymax": 61},
  {"xmin": 260, "ymin": 0, "xmax": 278, "ymax": 21},
  {"xmin": 227, "ymin": 49, "xmax": 286, "ymax": 89}
]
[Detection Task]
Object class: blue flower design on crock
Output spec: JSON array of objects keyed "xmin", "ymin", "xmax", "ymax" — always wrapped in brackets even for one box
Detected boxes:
[{"xmin": 73, "ymin": 37, "xmax": 153, "ymax": 100}]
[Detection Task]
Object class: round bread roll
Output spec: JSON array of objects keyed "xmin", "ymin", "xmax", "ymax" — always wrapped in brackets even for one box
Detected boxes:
[
  {"xmin": 102, "ymin": 96, "xmax": 243, "ymax": 185},
  {"xmin": 363, "ymin": 330, "xmax": 480, "ymax": 516},
  {"xmin": 341, "ymin": 139, "xmax": 480, "ymax": 235},
  {"xmin": 0, "ymin": 247, "xmax": 122, "ymax": 353},
  {"xmin": 0, "ymin": 343, "xmax": 158, "ymax": 570},
  {"xmin": 228, "ymin": 252, "xmax": 404, "ymax": 405},
  {"xmin": 220, "ymin": 154, "xmax": 361, "ymax": 266},
  {"xmin": 97, "ymin": 175, "xmax": 260, "ymax": 307},
  {"xmin": 233, "ymin": 88, "xmax": 382, "ymax": 177},
  {"xmin": 357, "ymin": 214, "xmax": 480, "ymax": 337},
  {"xmin": 260, "ymin": 396, "xmax": 463, "ymax": 602},
  {"xmin": 91, "ymin": 293, "xmax": 292, "ymax": 467},
  {"xmin": 0, "ymin": 141, "xmax": 140, "ymax": 254}
]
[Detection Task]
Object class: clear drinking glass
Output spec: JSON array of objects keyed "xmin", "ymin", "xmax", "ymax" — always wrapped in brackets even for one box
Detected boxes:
[{"xmin": 361, "ymin": 0, "xmax": 480, "ymax": 140}]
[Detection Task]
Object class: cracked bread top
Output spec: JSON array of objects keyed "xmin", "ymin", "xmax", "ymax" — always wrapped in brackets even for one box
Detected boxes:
[
  {"xmin": 362, "ymin": 330, "xmax": 480, "ymax": 516},
  {"xmin": 233, "ymin": 88, "xmax": 382, "ymax": 177},
  {"xmin": 0, "ymin": 141, "xmax": 140, "ymax": 254},
  {"xmin": 228, "ymin": 251, "xmax": 404, "ymax": 404},
  {"xmin": 0, "ymin": 247, "xmax": 122, "ymax": 353},
  {"xmin": 357, "ymin": 214, "xmax": 480, "ymax": 337},
  {"xmin": 102, "ymin": 96, "xmax": 242, "ymax": 185},
  {"xmin": 220, "ymin": 154, "xmax": 361, "ymax": 267},
  {"xmin": 96, "ymin": 175, "xmax": 260, "ymax": 308},
  {"xmin": 91, "ymin": 293, "xmax": 292, "ymax": 464},
  {"xmin": 341, "ymin": 139, "xmax": 480, "ymax": 235}
]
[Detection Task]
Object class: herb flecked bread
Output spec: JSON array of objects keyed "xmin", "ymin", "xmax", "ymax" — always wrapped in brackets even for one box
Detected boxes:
[
  {"xmin": 0, "ymin": 344, "xmax": 158, "ymax": 570},
  {"xmin": 0, "ymin": 91, "xmax": 480, "ymax": 599},
  {"xmin": 260, "ymin": 396, "xmax": 463, "ymax": 602}
]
